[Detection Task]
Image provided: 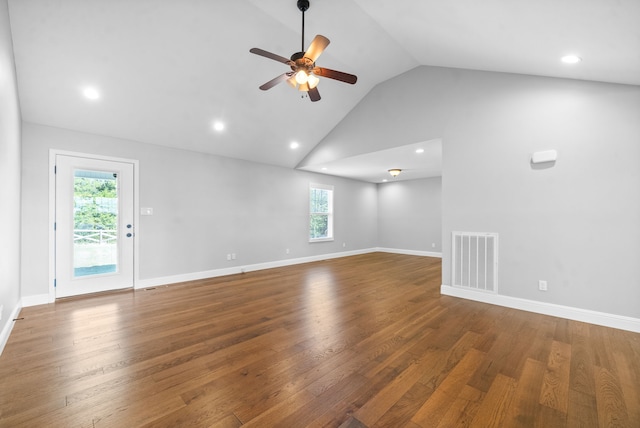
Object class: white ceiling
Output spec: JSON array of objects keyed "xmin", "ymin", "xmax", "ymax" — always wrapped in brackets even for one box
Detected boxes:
[
  {"xmin": 7, "ymin": 0, "xmax": 639, "ymax": 182},
  {"xmin": 299, "ymin": 139, "xmax": 442, "ymax": 183}
]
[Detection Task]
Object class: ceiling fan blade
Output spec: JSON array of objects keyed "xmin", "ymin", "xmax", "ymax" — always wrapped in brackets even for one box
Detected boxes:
[
  {"xmin": 313, "ymin": 67, "xmax": 357, "ymax": 85},
  {"xmin": 250, "ymin": 48, "xmax": 293, "ymax": 65},
  {"xmin": 308, "ymin": 86, "xmax": 321, "ymax": 102},
  {"xmin": 304, "ymin": 35, "xmax": 330, "ymax": 62},
  {"xmin": 259, "ymin": 73, "xmax": 292, "ymax": 90}
]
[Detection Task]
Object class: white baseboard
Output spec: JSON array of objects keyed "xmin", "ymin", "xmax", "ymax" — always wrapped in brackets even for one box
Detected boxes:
[
  {"xmin": 135, "ymin": 248, "xmax": 378, "ymax": 289},
  {"xmin": 136, "ymin": 266, "xmax": 241, "ymax": 289},
  {"xmin": 21, "ymin": 294, "xmax": 52, "ymax": 308},
  {"xmin": 0, "ymin": 303, "xmax": 22, "ymax": 355},
  {"xmin": 441, "ymin": 284, "xmax": 640, "ymax": 333},
  {"xmin": 375, "ymin": 247, "xmax": 442, "ymax": 258}
]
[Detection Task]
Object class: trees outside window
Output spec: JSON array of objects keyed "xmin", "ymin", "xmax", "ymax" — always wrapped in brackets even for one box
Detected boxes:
[
  {"xmin": 74, "ymin": 173, "xmax": 118, "ymax": 234},
  {"xmin": 309, "ymin": 184, "xmax": 333, "ymax": 241}
]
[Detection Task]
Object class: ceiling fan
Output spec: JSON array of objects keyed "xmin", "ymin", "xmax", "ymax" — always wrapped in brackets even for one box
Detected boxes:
[{"xmin": 249, "ymin": 0, "xmax": 357, "ymax": 102}]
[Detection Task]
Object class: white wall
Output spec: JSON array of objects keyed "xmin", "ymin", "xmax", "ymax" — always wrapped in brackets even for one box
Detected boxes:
[
  {"xmin": 0, "ymin": 0, "xmax": 22, "ymax": 347},
  {"xmin": 377, "ymin": 177, "xmax": 441, "ymax": 253},
  {"xmin": 20, "ymin": 123, "xmax": 379, "ymax": 298},
  {"xmin": 308, "ymin": 65, "xmax": 640, "ymax": 320}
]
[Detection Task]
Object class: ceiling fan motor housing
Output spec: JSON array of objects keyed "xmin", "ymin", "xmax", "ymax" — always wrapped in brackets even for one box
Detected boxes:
[{"xmin": 290, "ymin": 51, "xmax": 315, "ymax": 72}]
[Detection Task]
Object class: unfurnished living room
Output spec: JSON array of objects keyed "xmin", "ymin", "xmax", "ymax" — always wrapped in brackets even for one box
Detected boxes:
[{"xmin": 1, "ymin": 1, "xmax": 639, "ymax": 427}]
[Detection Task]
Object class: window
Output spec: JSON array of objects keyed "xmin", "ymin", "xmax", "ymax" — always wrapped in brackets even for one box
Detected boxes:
[{"xmin": 309, "ymin": 183, "xmax": 333, "ymax": 242}]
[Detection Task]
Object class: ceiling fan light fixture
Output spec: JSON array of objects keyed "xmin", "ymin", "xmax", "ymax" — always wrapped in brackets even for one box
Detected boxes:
[
  {"xmin": 249, "ymin": 0, "xmax": 357, "ymax": 102},
  {"xmin": 298, "ymin": 82, "xmax": 310, "ymax": 92},
  {"xmin": 307, "ymin": 73, "xmax": 320, "ymax": 89},
  {"xmin": 388, "ymin": 169, "xmax": 402, "ymax": 177},
  {"xmin": 286, "ymin": 76, "xmax": 297, "ymax": 88},
  {"xmin": 295, "ymin": 70, "xmax": 309, "ymax": 84}
]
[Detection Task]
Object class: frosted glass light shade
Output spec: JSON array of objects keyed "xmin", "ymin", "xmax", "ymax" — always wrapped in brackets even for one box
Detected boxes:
[
  {"xmin": 307, "ymin": 74, "xmax": 319, "ymax": 89},
  {"xmin": 295, "ymin": 70, "xmax": 309, "ymax": 84}
]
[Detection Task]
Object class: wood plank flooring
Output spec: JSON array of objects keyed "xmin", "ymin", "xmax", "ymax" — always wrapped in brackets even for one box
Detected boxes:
[{"xmin": 1, "ymin": 253, "xmax": 639, "ymax": 427}]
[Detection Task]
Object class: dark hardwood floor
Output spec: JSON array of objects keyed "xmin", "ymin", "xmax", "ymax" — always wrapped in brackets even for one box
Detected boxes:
[{"xmin": 1, "ymin": 253, "xmax": 638, "ymax": 427}]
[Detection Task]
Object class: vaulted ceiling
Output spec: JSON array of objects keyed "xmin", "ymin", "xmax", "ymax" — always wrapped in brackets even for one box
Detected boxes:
[{"xmin": 7, "ymin": 0, "xmax": 639, "ymax": 182}]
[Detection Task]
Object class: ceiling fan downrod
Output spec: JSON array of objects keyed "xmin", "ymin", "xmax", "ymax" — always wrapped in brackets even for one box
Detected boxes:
[{"xmin": 297, "ymin": 0, "xmax": 310, "ymax": 52}]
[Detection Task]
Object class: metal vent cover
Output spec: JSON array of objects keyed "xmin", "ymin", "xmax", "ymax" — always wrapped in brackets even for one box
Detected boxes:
[{"xmin": 452, "ymin": 232, "xmax": 498, "ymax": 293}]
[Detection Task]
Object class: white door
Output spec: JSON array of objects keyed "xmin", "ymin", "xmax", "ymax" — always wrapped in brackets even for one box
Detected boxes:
[{"xmin": 55, "ymin": 155, "xmax": 135, "ymax": 298}]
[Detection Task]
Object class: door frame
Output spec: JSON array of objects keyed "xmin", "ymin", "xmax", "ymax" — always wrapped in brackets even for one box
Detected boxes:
[{"xmin": 48, "ymin": 149, "xmax": 140, "ymax": 302}]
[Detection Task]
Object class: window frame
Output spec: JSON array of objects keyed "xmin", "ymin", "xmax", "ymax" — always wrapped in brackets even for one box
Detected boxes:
[{"xmin": 309, "ymin": 183, "xmax": 334, "ymax": 243}]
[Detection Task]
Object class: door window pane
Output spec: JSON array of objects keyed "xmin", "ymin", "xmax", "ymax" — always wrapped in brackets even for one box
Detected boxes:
[{"xmin": 73, "ymin": 170, "xmax": 118, "ymax": 277}]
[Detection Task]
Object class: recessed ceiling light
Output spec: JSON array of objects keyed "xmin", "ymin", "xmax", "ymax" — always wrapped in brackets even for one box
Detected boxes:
[
  {"xmin": 415, "ymin": 148, "xmax": 424, "ymax": 154},
  {"xmin": 212, "ymin": 121, "xmax": 225, "ymax": 132},
  {"xmin": 561, "ymin": 55, "xmax": 582, "ymax": 64},
  {"xmin": 382, "ymin": 179, "xmax": 388, "ymax": 182},
  {"xmin": 290, "ymin": 142, "xmax": 300, "ymax": 149},
  {"xmin": 82, "ymin": 87, "xmax": 100, "ymax": 100},
  {"xmin": 321, "ymin": 167, "xmax": 328, "ymax": 171}
]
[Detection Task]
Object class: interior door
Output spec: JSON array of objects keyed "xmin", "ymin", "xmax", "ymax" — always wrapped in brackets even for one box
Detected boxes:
[{"xmin": 55, "ymin": 155, "xmax": 135, "ymax": 298}]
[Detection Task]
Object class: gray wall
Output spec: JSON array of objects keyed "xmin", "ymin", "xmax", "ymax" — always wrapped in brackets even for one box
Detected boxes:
[
  {"xmin": 20, "ymin": 123, "xmax": 379, "ymax": 297},
  {"xmin": 377, "ymin": 177, "xmax": 441, "ymax": 252},
  {"xmin": 442, "ymin": 70, "xmax": 640, "ymax": 318},
  {"xmin": 0, "ymin": 0, "xmax": 21, "ymax": 339},
  {"xmin": 308, "ymin": 65, "xmax": 640, "ymax": 319}
]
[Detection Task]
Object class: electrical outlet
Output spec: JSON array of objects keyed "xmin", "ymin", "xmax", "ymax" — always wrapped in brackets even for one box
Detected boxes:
[
  {"xmin": 342, "ymin": 242, "xmax": 346, "ymax": 248},
  {"xmin": 432, "ymin": 243, "xmax": 436, "ymax": 248},
  {"xmin": 227, "ymin": 254, "xmax": 231, "ymax": 261},
  {"xmin": 0, "ymin": 305, "xmax": 3, "ymax": 321},
  {"xmin": 232, "ymin": 253, "xmax": 236, "ymax": 260},
  {"xmin": 285, "ymin": 248, "xmax": 290, "ymax": 254},
  {"xmin": 538, "ymin": 280, "xmax": 548, "ymax": 291}
]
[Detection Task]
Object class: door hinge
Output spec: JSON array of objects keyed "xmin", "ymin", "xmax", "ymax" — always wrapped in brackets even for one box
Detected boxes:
[
  {"xmin": 54, "ymin": 222, "xmax": 56, "ymax": 231},
  {"xmin": 54, "ymin": 279, "xmax": 57, "ymax": 288},
  {"xmin": 54, "ymin": 165, "xmax": 57, "ymax": 174}
]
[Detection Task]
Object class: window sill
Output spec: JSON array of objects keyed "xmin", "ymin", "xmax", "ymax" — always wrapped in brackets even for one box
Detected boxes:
[{"xmin": 309, "ymin": 238, "xmax": 334, "ymax": 243}]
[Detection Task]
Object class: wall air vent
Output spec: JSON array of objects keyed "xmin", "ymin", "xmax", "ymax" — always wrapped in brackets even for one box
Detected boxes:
[{"xmin": 452, "ymin": 232, "xmax": 498, "ymax": 293}]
